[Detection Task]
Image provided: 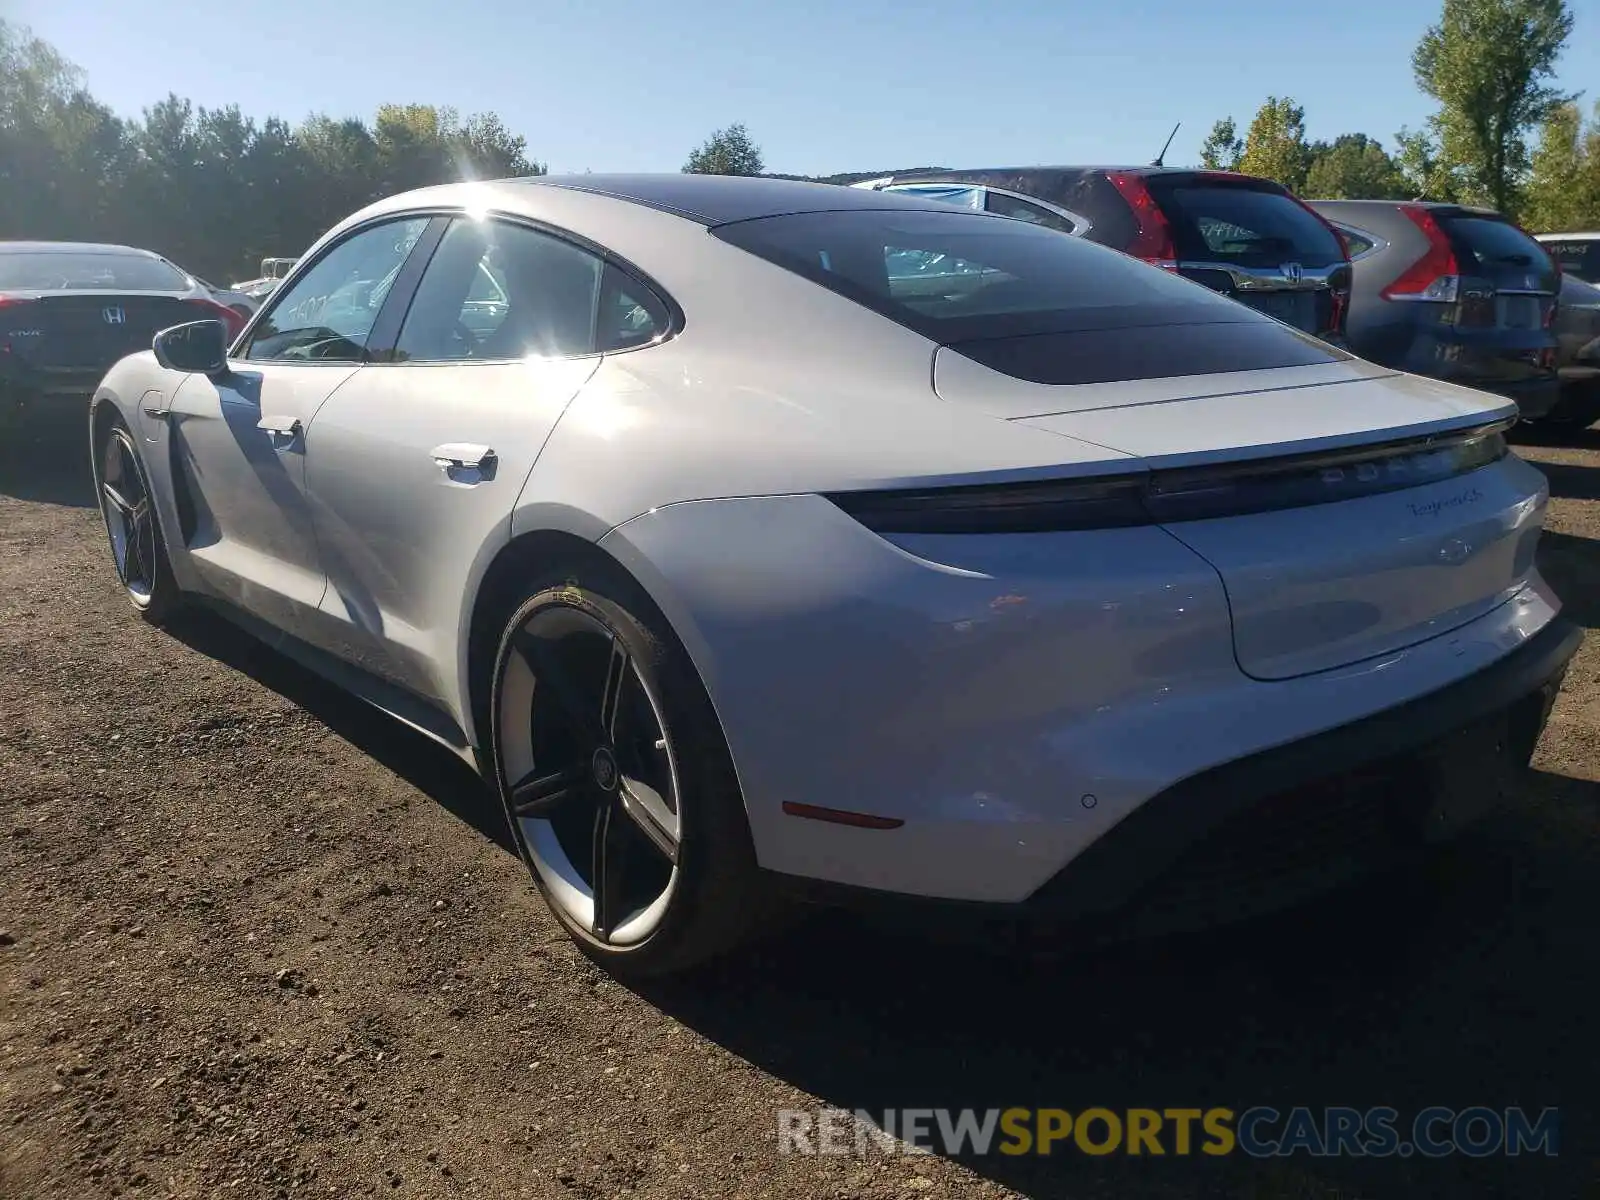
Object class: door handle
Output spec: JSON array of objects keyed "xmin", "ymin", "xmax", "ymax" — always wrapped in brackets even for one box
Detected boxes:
[
  {"xmin": 431, "ymin": 443, "xmax": 497, "ymax": 485},
  {"xmin": 258, "ymin": 415, "xmax": 304, "ymax": 451},
  {"xmin": 143, "ymin": 403, "xmax": 172, "ymax": 420},
  {"xmin": 431, "ymin": 443, "xmax": 496, "ymax": 471}
]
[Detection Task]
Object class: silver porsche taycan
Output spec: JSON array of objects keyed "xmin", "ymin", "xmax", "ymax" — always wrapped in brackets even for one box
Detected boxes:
[{"xmin": 89, "ymin": 174, "xmax": 1579, "ymax": 974}]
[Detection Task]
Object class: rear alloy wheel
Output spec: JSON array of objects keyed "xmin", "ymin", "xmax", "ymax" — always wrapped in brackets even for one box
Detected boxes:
[
  {"xmin": 489, "ymin": 570, "xmax": 768, "ymax": 975},
  {"xmin": 98, "ymin": 421, "xmax": 181, "ymax": 622}
]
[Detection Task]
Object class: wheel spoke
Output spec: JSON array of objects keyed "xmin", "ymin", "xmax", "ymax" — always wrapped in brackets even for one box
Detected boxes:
[
  {"xmin": 590, "ymin": 798, "xmax": 629, "ymax": 940},
  {"xmin": 513, "ymin": 629, "xmax": 600, "ymax": 743},
  {"xmin": 599, "ymin": 636, "xmax": 630, "ymax": 739},
  {"xmin": 102, "ymin": 482, "xmax": 136, "ymax": 517},
  {"xmin": 509, "ymin": 762, "xmax": 587, "ymax": 817},
  {"xmin": 617, "ymin": 777, "xmax": 679, "ymax": 863}
]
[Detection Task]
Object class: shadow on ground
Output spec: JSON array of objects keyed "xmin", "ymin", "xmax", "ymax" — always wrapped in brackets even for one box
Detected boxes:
[
  {"xmin": 165, "ymin": 606, "xmax": 513, "ymax": 854},
  {"xmin": 0, "ymin": 406, "xmax": 97, "ymax": 507},
  {"xmin": 1536, "ymin": 531, "xmax": 1600, "ymax": 629}
]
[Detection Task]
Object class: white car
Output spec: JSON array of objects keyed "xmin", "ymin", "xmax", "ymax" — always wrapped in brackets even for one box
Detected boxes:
[
  {"xmin": 89, "ymin": 175, "xmax": 1579, "ymax": 975},
  {"xmin": 1536, "ymin": 231, "xmax": 1599, "ymax": 283}
]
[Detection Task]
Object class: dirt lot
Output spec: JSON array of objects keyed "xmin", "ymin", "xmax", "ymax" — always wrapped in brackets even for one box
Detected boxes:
[{"xmin": 1, "ymin": 414, "xmax": 1598, "ymax": 1200}]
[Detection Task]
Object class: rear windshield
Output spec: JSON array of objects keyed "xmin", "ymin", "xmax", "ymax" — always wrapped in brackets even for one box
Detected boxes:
[
  {"xmin": 1540, "ymin": 238, "xmax": 1599, "ymax": 283},
  {"xmin": 712, "ymin": 208, "xmax": 1342, "ymax": 383},
  {"xmin": 1440, "ymin": 216, "xmax": 1555, "ymax": 284},
  {"xmin": 0, "ymin": 251, "xmax": 190, "ymax": 292},
  {"xmin": 1150, "ymin": 183, "xmax": 1345, "ymax": 269}
]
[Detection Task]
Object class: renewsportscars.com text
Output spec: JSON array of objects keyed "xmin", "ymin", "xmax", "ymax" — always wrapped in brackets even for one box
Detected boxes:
[{"xmin": 777, "ymin": 1106, "xmax": 1559, "ymax": 1158}]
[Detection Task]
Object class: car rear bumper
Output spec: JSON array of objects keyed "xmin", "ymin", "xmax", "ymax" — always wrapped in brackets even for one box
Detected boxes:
[
  {"xmin": 0, "ymin": 363, "xmax": 108, "ymax": 399},
  {"xmin": 772, "ymin": 609, "xmax": 1580, "ymax": 936},
  {"xmin": 605, "ymin": 489, "xmax": 1569, "ymax": 908}
]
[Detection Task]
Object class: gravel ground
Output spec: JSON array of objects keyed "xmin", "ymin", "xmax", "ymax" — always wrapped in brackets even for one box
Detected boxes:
[{"xmin": 2, "ymin": 414, "xmax": 1597, "ymax": 1200}]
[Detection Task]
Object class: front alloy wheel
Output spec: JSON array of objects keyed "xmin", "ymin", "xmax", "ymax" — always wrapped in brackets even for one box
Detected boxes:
[{"xmin": 98, "ymin": 421, "xmax": 180, "ymax": 621}]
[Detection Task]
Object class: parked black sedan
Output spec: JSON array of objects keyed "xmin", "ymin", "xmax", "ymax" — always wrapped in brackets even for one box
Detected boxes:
[
  {"xmin": 1308, "ymin": 201, "xmax": 1560, "ymax": 421},
  {"xmin": 1, "ymin": 241, "xmax": 247, "ymax": 427}
]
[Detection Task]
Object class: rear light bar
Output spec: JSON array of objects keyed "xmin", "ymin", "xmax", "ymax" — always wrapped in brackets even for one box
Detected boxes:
[
  {"xmin": 1382, "ymin": 205, "xmax": 1461, "ymax": 303},
  {"xmin": 0, "ymin": 295, "xmax": 38, "ymax": 309},
  {"xmin": 826, "ymin": 419, "xmax": 1513, "ymax": 535},
  {"xmin": 185, "ymin": 297, "xmax": 247, "ymax": 341},
  {"xmin": 1105, "ymin": 171, "xmax": 1178, "ymax": 271}
]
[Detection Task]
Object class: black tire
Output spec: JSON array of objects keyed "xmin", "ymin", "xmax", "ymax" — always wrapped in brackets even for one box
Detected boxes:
[
  {"xmin": 488, "ymin": 561, "xmax": 774, "ymax": 977},
  {"xmin": 96, "ymin": 419, "xmax": 184, "ymax": 624}
]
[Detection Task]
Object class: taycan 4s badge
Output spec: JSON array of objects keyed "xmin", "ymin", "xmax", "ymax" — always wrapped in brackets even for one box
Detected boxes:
[
  {"xmin": 1409, "ymin": 486, "xmax": 1485, "ymax": 519},
  {"xmin": 102, "ymin": 306, "xmax": 126, "ymax": 325},
  {"xmin": 1281, "ymin": 262, "xmax": 1303, "ymax": 285}
]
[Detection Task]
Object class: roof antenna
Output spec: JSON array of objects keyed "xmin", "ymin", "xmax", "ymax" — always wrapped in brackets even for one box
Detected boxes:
[{"xmin": 1150, "ymin": 122, "xmax": 1181, "ymax": 168}]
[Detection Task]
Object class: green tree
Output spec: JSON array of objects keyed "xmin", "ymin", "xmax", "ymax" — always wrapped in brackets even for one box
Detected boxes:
[
  {"xmin": 1237, "ymin": 97, "xmax": 1310, "ymax": 190},
  {"xmin": 1198, "ymin": 117, "xmax": 1243, "ymax": 171},
  {"xmin": 1303, "ymin": 134, "xmax": 1411, "ymax": 199},
  {"xmin": 683, "ymin": 123, "xmax": 764, "ymax": 176},
  {"xmin": 1523, "ymin": 100, "xmax": 1600, "ymax": 231},
  {"xmin": 1411, "ymin": 0, "xmax": 1574, "ymax": 215}
]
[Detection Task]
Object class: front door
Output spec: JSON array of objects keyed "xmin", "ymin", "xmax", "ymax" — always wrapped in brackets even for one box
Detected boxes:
[
  {"xmin": 298, "ymin": 215, "xmax": 671, "ymax": 721},
  {"xmin": 166, "ymin": 215, "xmax": 433, "ymax": 638}
]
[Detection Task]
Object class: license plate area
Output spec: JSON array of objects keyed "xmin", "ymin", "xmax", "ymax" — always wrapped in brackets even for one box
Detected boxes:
[
  {"xmin": 1417, "ymin": 712, "xmax": 1522, "ymax": 838},
  {"xmin": 1243, "ymin": 290, "xmax": 1316, "ymax": 332},
  {"xmin": 1496, "ymin": 294, "xmax": 1543, "ymax": 330}
]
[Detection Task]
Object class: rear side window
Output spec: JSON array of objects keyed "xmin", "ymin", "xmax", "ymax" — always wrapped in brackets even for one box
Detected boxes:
[
  {"xmin": 0, "ymin": 251, "xmax": 190, "ymax": 292},
  {"xmin": 1151, "ymin": 184, "xmax": 1345, "ymax": 268},
  {"xmin": 712, "ymin": 208, "xmax": 1342, "ymax": 384}
]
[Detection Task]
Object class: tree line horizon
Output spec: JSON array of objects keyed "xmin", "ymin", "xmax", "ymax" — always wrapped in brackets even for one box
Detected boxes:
[{"xmin": 3, "ymin": 0, "xmax": 1597, "ymax": 287}]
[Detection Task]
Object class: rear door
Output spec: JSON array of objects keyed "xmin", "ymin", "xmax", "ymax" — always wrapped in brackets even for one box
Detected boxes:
[
  {"xmin": 166, "ymin": 215, "xmax": 434, "ymax": 638},
  {"xmin": 296, "ymin": 216, "xmax": 668, "ymax": 713},
  {"xmin": 1143, "ymin": 174, "xmax": 1352, "ymax": 340}
]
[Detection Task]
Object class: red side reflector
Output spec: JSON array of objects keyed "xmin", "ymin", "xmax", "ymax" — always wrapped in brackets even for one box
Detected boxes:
[{"xmin": 781, "ymin": 801, "xmax": 904, "ymax": 830}]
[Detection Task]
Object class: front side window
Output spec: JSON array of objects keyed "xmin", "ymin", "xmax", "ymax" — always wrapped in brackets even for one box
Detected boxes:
[
  {"xmin": 243, "ymin": 218, "xmax": 428, "ymax": 362},
  {"xmin": 393, "ymin": 218, "xmax": 604, "ymax": 361},
  {"xmin": 714, "ymin": 208, "xmax": 1342, "ymax": 384}
]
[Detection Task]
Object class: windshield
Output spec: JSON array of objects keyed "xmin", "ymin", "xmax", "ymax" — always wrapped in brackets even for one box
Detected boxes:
[
  {"xmin": 0, "ymin": 250, "xmax": 190, "ymax": 292},
  {"xmin": 713, "ymin": 207, "xmax": 1342, "ymax": 383}
]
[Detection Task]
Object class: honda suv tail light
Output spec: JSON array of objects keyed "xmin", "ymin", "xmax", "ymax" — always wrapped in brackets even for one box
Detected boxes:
[
  {"xmin": 1381, "ymin": 205, "xmax": 1461, "ymax": 303},
  {"xmin": 1105, "ymin": 172, "xmax": 1179, "ymax": 271}
]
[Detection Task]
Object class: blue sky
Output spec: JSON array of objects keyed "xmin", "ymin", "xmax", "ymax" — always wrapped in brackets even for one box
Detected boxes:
[{"xmin": 13, "ymin": 0, "xmax": 1600, "ymax": 177}]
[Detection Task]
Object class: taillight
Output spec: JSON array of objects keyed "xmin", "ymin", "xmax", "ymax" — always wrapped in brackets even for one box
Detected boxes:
[
  {"xmin": 0, "ymin": 295, "xmax": 38, "ymax": 310},
  {"xmin": 1381, "ymin": 205, "xmax": 1460, "ymax": 303},
  {"xmin": 826, "ymin": 420, "xmax": 1512, "ymax": 535},
  {"xmin": 1105, "ymin": 171, "xmax": 1178, "ymax": 270},
  {"xmin": 185, "ymin": 297, "xmax": 246, "ymax": 341}
]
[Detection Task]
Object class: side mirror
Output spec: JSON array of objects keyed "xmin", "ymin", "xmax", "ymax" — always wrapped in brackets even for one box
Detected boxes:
[{"xmin": 153, "ymin": 320, "xmax": 230, "ymax": 376}]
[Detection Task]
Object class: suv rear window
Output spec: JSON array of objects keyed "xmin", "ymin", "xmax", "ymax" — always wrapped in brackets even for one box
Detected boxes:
[
  {"xmin": 713, "ymin": 208, "xmax": 1342, "ymax": 384},
  {"xmin": 1440, "ymin": 216, "xmax": 1557, "ymax": 286},
  {"xmin": 1540, "ymin": 238, "xmax": 1599, "ymax": 283},
  {"xmin": 0, "ymin": 251, "xmax": 190, "ymax": 292},
  {"xmin": 1150, "ymin": 182, "xmax": 1345, "ymax": 269}
]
